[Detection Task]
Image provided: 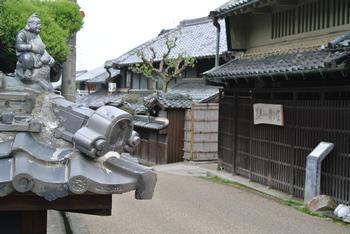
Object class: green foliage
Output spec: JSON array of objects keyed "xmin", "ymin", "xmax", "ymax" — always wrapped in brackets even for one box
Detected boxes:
[
  {"xmin": 130, "ymin": 62, "xmax": 154, "ymax": 79},
  {"xmin": 0, "ymin": 0, "xmax": 83, "ymax": 66},
  {"xmin": 164, "ymin": 55, "xmax": 196, "ymax": 79},
  {"xmin": 41, "ymin": 0, "xmax": 82, "ymax": 35}
]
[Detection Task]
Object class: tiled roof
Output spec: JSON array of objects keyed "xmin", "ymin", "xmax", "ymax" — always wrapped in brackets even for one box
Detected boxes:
[
  {"xmin": 168, "ymin": 79, "xmax": 220, "ymax": 103},
  {"xmin": 143, "ymin": 79, "xmax": 220, "ymax": 109},
  {"xmin": 105, "ymin": 17, "xmax": 227, "ymax": 67},
  {"xmin": 210, "ymin": 0, "xmax": 256, "ymax": 17},
  {"xmin": 204, "ymin": 47, "xmax": 350, "ymax": 80},
  {"xmin": 77, "ymin": 66, "xmax": 119, "ymax": 83},
  {"xmin": 121, "ymin": 102, "xmax": 148, "ymax": 115},
  {"xmin": 133, "ymin": 115, "xmax": 169, "ymax": 130},
  {"xmin": 144, "ymin": 92, "xmax": 194, "ymax": 109},
  {"xmin": 76, "ymin": 89, "xmax": 127, "ymax": 109}
]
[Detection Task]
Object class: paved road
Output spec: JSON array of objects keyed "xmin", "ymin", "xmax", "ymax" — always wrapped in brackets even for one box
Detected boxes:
[{"xmin": 67, "ymin": 170, "xmax": 349, "ymax": 234}]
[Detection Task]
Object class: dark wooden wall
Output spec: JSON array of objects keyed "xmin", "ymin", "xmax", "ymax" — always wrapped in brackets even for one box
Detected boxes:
[
  {"xmin": 134, "ymin": 139, "xmax": 167, "ymax": 164},
  {"xmin": 134, "ymin": 128, "xmax": 167, "ymax": 164},
  {"xmin": 134, "ymin": 109, "xmax": 186, "ymax": 164},
  {"xmin": 167, "ymin": 109, "xmax": 186, "ymax": 163},
  {"xmin": 219, "ymin": 87, "xmax": 350, "ymax": 204}
]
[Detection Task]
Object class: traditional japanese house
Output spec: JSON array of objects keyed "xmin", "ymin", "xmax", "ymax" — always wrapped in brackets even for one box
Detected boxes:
[
  {"xmin": 205, "ymin": 0, "xmax": 350, "ymax": 204},
  {"xmin": 76, "ymin": 66, "xmax": 120, "ymax": 94},
  {"xmin": 104, "ymin": 16, "xmax": 228, "ymax": 90}
]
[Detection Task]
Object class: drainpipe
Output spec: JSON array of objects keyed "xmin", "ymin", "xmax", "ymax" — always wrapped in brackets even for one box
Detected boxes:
[
  {"xmin": 106, "ymin": 66, "xmax": 112, "ymax": 80},
  {"xmin": 213, "ymin": 17, "xmax": 221, "ymax": 67}
]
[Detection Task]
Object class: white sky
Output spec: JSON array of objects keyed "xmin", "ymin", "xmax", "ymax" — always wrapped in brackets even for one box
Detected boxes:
[{"xmin": 76, "ymin": 0, "xmax": 228, "ymax": 71}]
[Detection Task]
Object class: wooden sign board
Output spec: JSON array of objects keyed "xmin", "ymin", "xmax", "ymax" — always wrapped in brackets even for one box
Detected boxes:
[{"xmin": 253, "ymin": 103, "xmax": 284, "ymax": 126}]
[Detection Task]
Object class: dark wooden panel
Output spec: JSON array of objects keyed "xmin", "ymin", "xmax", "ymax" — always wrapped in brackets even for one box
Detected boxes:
[
  {"xmin": 220, "ymin": 87, "xmax": 350, "ymax": 204},
  {"xmin": 167, "ymin": 109, "xmax": 186, "ymax": 163},
  {"xmin": 135, "ymin": 139, "xmax": 167, "ymax": 164},
  {"xmin": 218, "ymin": 95, "xmax": 236, "ymax": 172},
  {"xmin": 0, "ymin": 193, "xmax": 111, "ymax": 215}
]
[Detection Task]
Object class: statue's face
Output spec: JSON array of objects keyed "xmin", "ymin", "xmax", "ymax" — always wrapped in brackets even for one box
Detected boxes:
[{"xmin": 27, "ymin": 20, "xmax": 41, "ymax": 34}]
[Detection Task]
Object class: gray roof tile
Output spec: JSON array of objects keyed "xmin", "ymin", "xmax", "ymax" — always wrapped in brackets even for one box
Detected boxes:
[
  {"xmin": 144, "ymin": 92, "xmax": 193, "ymax": 109},
  {"xmin": 106, "ymin": 17, "xmax": 227, "ymax": 67},
  {"xmin": 205, "ymin": 47, "xmax": 350, "ymax": 80},
  {"xmin": 77, "ymin": 90, "xmax": 149, "ymax": 114},
  {"xmin": 168, "ymin": 79, "xmax": 220, "ymax": 103},
  {"xmin": 76, "ymin": 90, "xmax": 127, "ymax": 109},
  {"xmin": 133, "ymin": 115, "xmax": 169, "ymax": 130}
]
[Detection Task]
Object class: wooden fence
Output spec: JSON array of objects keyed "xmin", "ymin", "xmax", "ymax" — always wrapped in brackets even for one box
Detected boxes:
[
  {"xmin": 134, "ymin": 109, "xmax": 185, "ymax": 164},
  {"xmin": 184, "ymin": 103, "xmax": 219, "ymax": 161},
  {"xmin": 219, "ymin": 87, "xmax": 350, "ymax": 204},
  {"xmin": 134, "ymin": 139, "xmax": 167, "ymax": 164}
]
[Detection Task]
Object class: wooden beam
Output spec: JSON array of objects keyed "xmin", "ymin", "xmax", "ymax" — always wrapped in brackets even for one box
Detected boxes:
[{"xmin": 0, "ymin": 192, "xmax": 112, "ymax": 216}]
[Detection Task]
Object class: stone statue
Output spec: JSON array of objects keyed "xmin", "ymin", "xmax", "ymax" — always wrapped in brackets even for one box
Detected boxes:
[
  {"xmin": 0, "ymin": 13, "xmax": 156, "ymax": 203},
  {"xmin": 15, "ymin": 13, "xmax": 55, "ymax": 86}
]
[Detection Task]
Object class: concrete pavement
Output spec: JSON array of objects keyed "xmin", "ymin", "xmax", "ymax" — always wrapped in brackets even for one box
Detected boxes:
[{"xmin": 59, "ymin": 162, "xmax": 349, "ymax": 234}]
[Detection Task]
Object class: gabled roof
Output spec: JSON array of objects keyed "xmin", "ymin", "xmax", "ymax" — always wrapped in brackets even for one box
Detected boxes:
[
  {"xmin": 76, "ymin": 66, "xmax": 119, "ymax": 83},
  {"xmin": 105, "ymin": 17, "xmax": 227, "ymax": 68}
]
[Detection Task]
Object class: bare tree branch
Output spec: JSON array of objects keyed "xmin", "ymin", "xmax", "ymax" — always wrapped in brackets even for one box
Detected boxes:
[
  {"xmin": 131, "ymin": 30, "xmax": 195, "ymax": 92},
  {"xmin": 163, "ymin": 34, "xmax": 177, "ymax": 60}
]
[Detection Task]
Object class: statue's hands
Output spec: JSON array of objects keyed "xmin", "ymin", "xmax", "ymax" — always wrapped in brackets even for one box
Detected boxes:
[{"xmin": 31, "ymin": 42, "xmax": 44, "ymax": 54}]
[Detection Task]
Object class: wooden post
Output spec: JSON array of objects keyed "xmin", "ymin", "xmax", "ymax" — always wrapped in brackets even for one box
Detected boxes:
[{"xmin": 62, "ymin": 0, "xmax": 77, "ymax": 102}]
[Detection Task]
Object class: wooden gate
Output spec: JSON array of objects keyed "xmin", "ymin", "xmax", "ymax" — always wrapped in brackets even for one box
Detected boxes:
[{"xmin": 219, "ymin": 87, "xmax": 350, "ymax": 204}]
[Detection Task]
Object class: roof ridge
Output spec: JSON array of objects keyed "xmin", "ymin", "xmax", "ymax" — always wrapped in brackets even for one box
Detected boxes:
[{"xmin": 179, "ymin": 17, "xmax": 211, "ymax": 27}]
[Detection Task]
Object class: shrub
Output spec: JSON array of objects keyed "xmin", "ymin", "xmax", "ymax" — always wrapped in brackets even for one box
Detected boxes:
[{"xmin": 0, "ymin": 0, "xmax": 83, "ymax": 72}]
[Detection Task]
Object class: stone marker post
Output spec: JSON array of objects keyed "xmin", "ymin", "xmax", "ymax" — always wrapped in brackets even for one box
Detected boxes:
[{"xmin": 304, "ymin": 142, "xmax": 334, "ymax": 204}]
